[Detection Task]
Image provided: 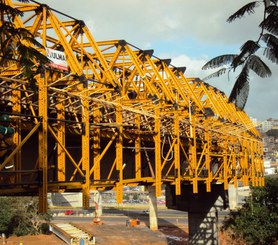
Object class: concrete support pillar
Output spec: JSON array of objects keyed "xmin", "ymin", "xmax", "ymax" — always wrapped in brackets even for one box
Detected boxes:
[
  {"xmin": 228, "ymin": 184, "xmax": 238, "ymax": 210},
  {"xmin": 148, "ymin": 186, "xmax": 158, "ymax": 231},
  {"xmin": 91, "ymin": 190, "xmax": 102, "ymax": 217},
  {"xmin": 188, "ymin": 208, "xmax": 218, "ymax": 245},
  {"xmin": 166, "ymin": 184, "xmax": 228, "ymax": 245}
]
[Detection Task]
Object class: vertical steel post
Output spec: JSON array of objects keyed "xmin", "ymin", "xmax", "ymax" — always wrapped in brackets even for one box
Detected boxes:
[
  {"xmin": 38, "ymin": 71, "xmax": 48, "ymax": 213},
  {"xmin": 174, "ymin": 112, "xmax": 181, "ymax": 195},
  {"xmin": 205, "ymin": 129, "xmax": 211, "ymax": 192},
  {"xmin": 57, "ymin": 94, "xmax": 65, "ymax": 182},
  {"xmin": 154, "ymin": 108, "xmax": 161, "ymax": 197},
  {"xmin": 223, "ymin": 140, "xmax": 228, "ymax": 190},
  {"xmin": 190, "ymin": 115, "xmax": 198, "ymax": 193},
  {"xmin": 116, "ymin": 105, "xmax": 123, "ymax": 203},
  {"xmin": 12, "ymin": 84, "xmax": 21, "ymax": 184},
  {"xmin": 135, "ymin": 114, "xmax": 141, "ymax": 180},
  {"xmin": 82, "ymin": 92, "xmax": 90, "ymax": 208},
  {"xmin": 93, "ymin": 106, "xmax": 101, "ymax": 180}
]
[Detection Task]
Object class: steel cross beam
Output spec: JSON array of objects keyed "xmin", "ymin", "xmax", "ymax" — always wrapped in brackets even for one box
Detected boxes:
[{"xmin": 0, "ymin": 0, "xmax": 264, "ymax": 211}]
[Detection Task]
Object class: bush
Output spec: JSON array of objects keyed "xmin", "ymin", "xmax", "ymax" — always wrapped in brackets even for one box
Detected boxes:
[
  {"xmin": 0, "ymin": 197, "xmax": 16, "ymax": 234},
  {"xmin": 0, "ymin": 196, "xmax": 52, "ymax": 236},
  {"xmin": 222, "ymin": 176, "xmax": 278, "ymax": 245}
]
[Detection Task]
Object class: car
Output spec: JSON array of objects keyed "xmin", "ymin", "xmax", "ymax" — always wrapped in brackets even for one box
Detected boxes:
[
  {"xmin": 64, "ymin": 210, "xmax": 74, "ymax": 215},
  {"xmin": 142, "ymin": 210, "xmax": 149, "ymax": 215}
]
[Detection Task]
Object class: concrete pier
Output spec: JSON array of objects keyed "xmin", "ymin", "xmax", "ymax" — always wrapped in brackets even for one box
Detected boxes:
[
  {"xmin": 166, "ymin": 184, "xmax": 228, "ymax": 245},
  {"xmin": 91, "ymin": 190, "xmax": 103, "ymax": 217},
  {"xmin": 147, "ymin": 186, "xmax": 158, "ymax": 231},
  {"xmin": 228, "ymin": 184, "xmax": 238, "ymax": 210}
]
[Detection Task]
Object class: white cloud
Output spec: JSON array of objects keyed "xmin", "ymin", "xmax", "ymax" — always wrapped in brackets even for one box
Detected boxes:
[
  {"xmin": 34, "ymin": 0, "xmax": 278, "ymax": 120},
  {"xmin": 171, "ymin": 54, "xmax": 208, "ymax": 77},
  {"xmin": 40, "ymin": 0, "xmax": 260, "ymax": 45}
]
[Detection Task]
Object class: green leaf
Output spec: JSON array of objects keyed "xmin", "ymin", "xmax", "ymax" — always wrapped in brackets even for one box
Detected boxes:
[
  {"xmin": 239, "ymin": 40, "xmax": 260, "ymax": 55},
  {"xmin": 247, "ymin": 55, "xmax": 272, "ymax": 77},
  {"xmin": 227, "ymin": 1, "xmax": 261, "ymax": 23},
  {"xmin": 0, "ymin": 3, "xmax": 23, "ymax": 19},
  {"xmin": 228, "ymin": 64, "xmax": 249, "ymax": 110},
  {"xmin": 230, "ymin": 40, "xmax": 259, "ymax": 69},
  {"xmin": 263, "ymin": 47, "xmax": 278, "ymax": 63},
  {"xmin": 262, "ymin": 33, "xmax": 278, "ymax": 49},
  {"xmin": 265, "ymin": 5, "xmax": 278, "ymax": 15},
  {"xmin": 260, "ymin": 9, "xmax": 278, "ymax": 35},
  {"xmin": 222, "ymin": 177, "xmax": 278, "ymax": 244},
  {"xmin": 202, "ymin": 54, "xmax": 237, "ymax": 70},
  {"xmin": 202, "ymin": 68, "xmax": 227, "ymax": 80}
]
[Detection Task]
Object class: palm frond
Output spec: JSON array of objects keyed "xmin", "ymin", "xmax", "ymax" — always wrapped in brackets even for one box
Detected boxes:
[
  {"xmin": 262, "ymin": 34, "xmax": 278, "ymax": 63},
  {"xmin": 0, "ymin": 3, "xmax": 23, "ymax": 19},
  {"xmin": 260, "ymin": 10, "xmax": 278, "ymax": 35},
  {"xmin": 263, "ymin": 47, "xmax": 278, "ymax": 63},
  {"xmin": 240, "ymin": 40, "xmax": 260, "ymax": 55},
  {"xmin": 228, "ymin": 65, "xmax": 250, "ymax": 110},
  {"xmin": 202, "ymin": 54, "xmax": 237, "ymax": 70},
  {"xmin": 230, "ymin": 40, "xmax": 260, "ymax": 69},
  {"xmin": 265, "ymin": 5, "xmax": 278, "ymax": 15},
  {"xmin": 262, "ymin": 33, "xmax": 278, "ymax": 49},
  {"xmin": 227, "ymin": 1, "xmax": 261, "ymax": 23},
  {"xmin": 247, "ymin": 55, "xmax": 272, "ymax": 77},
  {"xmin": 202, "ymin": 68, "xmax": 227, "ymax": 81}
]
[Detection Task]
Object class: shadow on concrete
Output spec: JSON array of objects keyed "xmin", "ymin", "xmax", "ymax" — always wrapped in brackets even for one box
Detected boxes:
[
  {"xmin": 106, "ymin": 207, "xmax": 189, "ymax": 245},
  {"xmin": 50, "ymin": 193, "xmax": 72, "ymax": 207},
  {"xmin": 166, "ymin": 184, "xmax": 228, "ymax": 244}
]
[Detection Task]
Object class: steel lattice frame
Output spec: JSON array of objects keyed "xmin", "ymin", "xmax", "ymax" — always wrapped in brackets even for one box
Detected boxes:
[{"xmin": 0, "ymin": 0, "xmax": 264, "ymax": 212}]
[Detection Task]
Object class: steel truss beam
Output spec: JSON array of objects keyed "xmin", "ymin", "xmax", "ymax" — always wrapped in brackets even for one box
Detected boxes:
[{"xmin": 0, "ymin": 0, "xmax": 264, "ymax": 212}]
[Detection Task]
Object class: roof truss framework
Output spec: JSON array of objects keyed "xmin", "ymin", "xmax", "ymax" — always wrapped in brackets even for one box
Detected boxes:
[{"xmin": 0, "ymin": 0, "xmax": 264, "ymax": 212}]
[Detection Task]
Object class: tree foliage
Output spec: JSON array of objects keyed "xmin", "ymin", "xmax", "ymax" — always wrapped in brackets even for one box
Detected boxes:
[
  {"xmin": 266, "ymin": 128, "xmax": 278, "ymax": 137},
  {"xmin": 0, "ymin": 197, "xmax": 52, "ymax": 236},
  {"xmin": 202, "ymin": 0, "xmax": 278, "ymax": 110},
  {"xmin": 222, "ymin": 176, "xmax": 278, "ymax": 245},
  {"xmin": 0, "ymin": 0, "xmax": 49, "ymax": 78}
]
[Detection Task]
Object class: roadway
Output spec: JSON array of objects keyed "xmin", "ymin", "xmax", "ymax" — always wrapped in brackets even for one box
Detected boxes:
[{"xmin": 52, "ymin": 208, "xmax": 229, "ymax": 226}]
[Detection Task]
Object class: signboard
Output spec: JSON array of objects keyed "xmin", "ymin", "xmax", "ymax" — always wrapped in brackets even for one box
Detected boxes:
[{"xmin": 46, "ymin": 48, "xmax": 68, "ymax": 71}]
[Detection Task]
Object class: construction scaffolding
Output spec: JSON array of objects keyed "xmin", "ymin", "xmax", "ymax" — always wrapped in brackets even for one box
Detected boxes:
[{"xmin": 0, "ymin": 0, "xmax": 264, "ymax": 212}]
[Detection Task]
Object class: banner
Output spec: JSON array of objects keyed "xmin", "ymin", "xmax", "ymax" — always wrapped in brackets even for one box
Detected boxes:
[{"xmin": 46, "ymin": 48, "xmax": 68, "ymax": 71}]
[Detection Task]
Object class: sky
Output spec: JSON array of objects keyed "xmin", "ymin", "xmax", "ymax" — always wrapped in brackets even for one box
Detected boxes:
[{"xmin": 35, "ymin": 0, "xmax": 278, "ymax": 121}]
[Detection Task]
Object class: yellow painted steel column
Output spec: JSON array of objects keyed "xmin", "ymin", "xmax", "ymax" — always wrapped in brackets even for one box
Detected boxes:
[
  {"xmin": 205, "ymin": 129, "xmax": 211, "ymax": 192},
  {"xmin": 116, "ymin": 105, "xmax": 123, "ymax": 203},
  {"xmin": 250, "ymin": 140, "xmax": 255, "ymax": 186},
  {"xmin": 259, "ymin": 141, "xmax": 265, "ymax": 186},
  {"xmin": 223, "ymin": 140, "xmax": 228, "ymax": 190},
  {"xmin": 190, "ymin": 115, "xmax": 198, "ymax": 193},
  {"xmin": 82, "ymin": 92, "xmax": 90, "ymax": 208},
  {"xmin": 38, "ymin": 71, "xmax": 48, "ymax": 213},
  {"xmin": 12, "ymin": 84, "xmax": 21, "ymax": 184},
  {"xmin": 57, "ymin": 94, "xmax": 65, "ymax": 183},
  {"xmin": 232, "ymin": 142, "xmax": 238, "ymax": 188},
  {"xmin": 154, "ymin": 108, "xmax": 161, "ymax": 197},
  {"xmin": 242, "ymin": 136, "xmax": 249, "ymax": 186},
  {"xmin": 135, "ymin": 114, "xmax": 141, "ymax": 180},
  {"xmin": 174, "ymin": 112, "xmax": 181, "ymax": 195},
  {"xmin": 93, "ymin": 107, "xmax": 101, "ymax": 180}
]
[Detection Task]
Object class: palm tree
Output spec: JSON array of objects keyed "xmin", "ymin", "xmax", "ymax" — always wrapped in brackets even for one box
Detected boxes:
[
  {"xmin": 202, "ymin": 0, "xmax": 278, "ymax": 110},
  {"xmin": 0, "ymin": 0, "xmax": 49, "ymax": 78}
]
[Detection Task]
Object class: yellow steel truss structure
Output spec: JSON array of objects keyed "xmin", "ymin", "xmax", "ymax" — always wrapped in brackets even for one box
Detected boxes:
[{"xmin": 0, "ymin": 0, "xmax": 264, "ymax": 212}]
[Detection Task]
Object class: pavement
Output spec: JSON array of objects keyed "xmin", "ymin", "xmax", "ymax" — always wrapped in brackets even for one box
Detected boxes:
[
  {"xmin": 74, "ymin": 222, "xmax": 188, "ymax": 245},
  {"xmin": 1, "ymin": 222, "xmax": 189, "ymax": 245}
]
